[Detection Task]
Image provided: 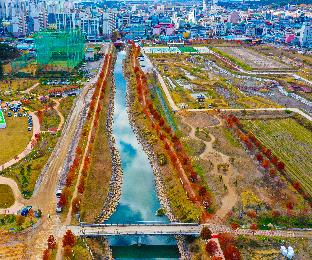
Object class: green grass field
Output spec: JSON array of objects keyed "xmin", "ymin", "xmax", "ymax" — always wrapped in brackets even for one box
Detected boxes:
[
  {"xmin": 243, "ymin": 118, "xmax": 312, "ymax": 196},
  {"xmin": 0, "ymin": 117, "xmax": 32, "ymax": 166},
  {"xmin": 0, "ymin": 184, "xmax": 15, "ymax": 208},
  {"xmin": 178, "ymin": 46, "xmax": 198, "ymax": 53}
]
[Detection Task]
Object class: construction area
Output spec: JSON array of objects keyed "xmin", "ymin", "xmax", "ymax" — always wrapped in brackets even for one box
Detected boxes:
[{"xmin": 34, "ymin": 29, "xmax": 85, "ymax": 71}]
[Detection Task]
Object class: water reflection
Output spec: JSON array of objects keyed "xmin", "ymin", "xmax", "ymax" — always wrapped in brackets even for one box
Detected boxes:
[{"xmin": 105, "ymin": 51, "xmax": 179, "ymax": 258}]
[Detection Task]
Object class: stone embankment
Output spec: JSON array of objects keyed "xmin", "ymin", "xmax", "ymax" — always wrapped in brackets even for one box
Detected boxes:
[
  {"xmin": 125, "ymin": 77, "xmax": 176, "ymax": 222},
  {"xmin": 95, "ymin": 69, "xmax": 123, "ymax": 223},
  {"xmin": 126, "ymin": 55, "xmax": 192, "ymax": 259},
  {"xmin": 126, "ymin": 72, "xmax": 192, "ymax": 259}
]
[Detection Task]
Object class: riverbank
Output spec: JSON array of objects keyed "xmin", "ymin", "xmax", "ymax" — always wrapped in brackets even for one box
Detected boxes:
[
  {"xmin": 124, "ymin": 50, "xmax": 176, "ymax": 222},
  {"xmin": 80, "ymin": 52, "xmax": 122, "ymax": 223},
  {"xmin": 124, "ymin": 48, "xmax": 191, "ymax": 259},
  {"xmin": 94, "ymin": 64, "xmax": 123, "ymax": 223}
]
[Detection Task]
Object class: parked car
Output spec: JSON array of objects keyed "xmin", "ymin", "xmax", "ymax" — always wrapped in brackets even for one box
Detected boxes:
[
  {"xmin": 56, "ymin": 206, "xmax": 62, "ymax": 213},
  {"xmin": 20, "ymin": 206, "xmax": 32, "ymax": 216},
  {"xmin": 56, "ymin": 189, "xmax": 62, "ymax": 198}
]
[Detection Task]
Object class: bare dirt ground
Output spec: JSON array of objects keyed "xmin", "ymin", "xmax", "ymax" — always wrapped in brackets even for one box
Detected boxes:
[
  {"xmin": 179, "ymin": 111, "xmax": 238, "ymax": 221},
  {"xmin": 217, "ymin": 47, "xmax": 291, "ymax": 70}
]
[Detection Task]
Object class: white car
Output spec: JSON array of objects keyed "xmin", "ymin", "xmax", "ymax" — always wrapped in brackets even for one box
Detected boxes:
[
  {"xmin": 14, "ymin": 113, "xmax": 18, "ymax": 117},
  {"xmin": 56, "ymin": 206, "xmax": 62, "ymax": 213}
]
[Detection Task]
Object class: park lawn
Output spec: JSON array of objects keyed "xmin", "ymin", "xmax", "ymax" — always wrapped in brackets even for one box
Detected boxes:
[
  {"xmin": 1, "ymin": 132, "xmax": 59, "ymax": 198},
  {"xmin": 223, "ymin": 128, "xmax": 240, "ymax": 148},
  {"xmin": 0, "ymin": 117, "xmax": 32, "ymax": 166},
  {"xmin": 80, "ymin": 83, "xmax": 112, "ymax": 223},
  {"xmin": 0, "ymin": 185, "xmax": 15, "ymax": 208},
  {"xmin": 243, "ymin": 118, "xmax": 312, "ymax": 196}
]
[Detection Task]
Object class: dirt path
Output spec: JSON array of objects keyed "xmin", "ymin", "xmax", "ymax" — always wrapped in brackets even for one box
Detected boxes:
[
  {"xmin": 180, "ymin": 116, "xmax": 238, "ymax": 221},
  {"xmin": 141, "ymin": 52, "xmax": 179, "ymax": 111},
  {"xmin": 51, "ymin": 99, "xmax": 65, "ymax": 132},
  {"xmin": 0, "ymin": 176, "xmax": 24, "ymax": 214},
  {"xmin": 22, "ymin": 82, "xmax": 40, "ymax": 94}
]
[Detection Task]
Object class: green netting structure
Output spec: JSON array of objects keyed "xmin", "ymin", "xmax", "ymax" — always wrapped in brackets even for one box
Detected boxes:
[
  {"xmin": 11, "ymin": 53, "xmax": 32, "ymax": 72},
  {"xmin": 34, "ymin": 29, "xmax": 85, "ymax": 70}
]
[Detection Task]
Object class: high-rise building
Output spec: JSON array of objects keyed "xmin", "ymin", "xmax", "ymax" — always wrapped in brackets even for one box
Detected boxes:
[
  {"xmin": 81, "ymin": 17, "xmax": 100, "ymax": 37},
  {"xmin": 203, "ymin": 0, "xmax": 207, "ymax": 12},
  {"xmin": 299, "ymin": 23, "xmax": 312, "ymax": 47},
  {"xmin": 103, "ymin": 10, "xmax": 116, "ymax": 37}
]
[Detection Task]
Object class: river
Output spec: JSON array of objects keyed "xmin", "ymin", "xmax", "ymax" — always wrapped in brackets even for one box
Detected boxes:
[{"xmin": 107, "ymin": 51, "xmax": 180, "ymax": 258}]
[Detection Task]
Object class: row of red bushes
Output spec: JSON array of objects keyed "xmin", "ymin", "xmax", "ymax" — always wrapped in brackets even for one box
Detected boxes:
[
  {"xmin": 224, "ymin": 114, "xmax": 311, "ymax": 206},
  {"xmin": 58, "ymin": 54, "xmax": 112, "ymax": 213},
  {"xmin": 130, "ymin": 42, "xmax": 215, "ymax": 219}
]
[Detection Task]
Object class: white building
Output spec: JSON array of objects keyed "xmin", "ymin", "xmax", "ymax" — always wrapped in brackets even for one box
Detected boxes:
[
  {"xmin": 188, "ymin": 9, "xmax": 196, "ymax": 24},
  {"xmin": 213, "ymin": 22, "xmax": 226, "ymax": 36},
  {"xmin": 299, "ymin": 23, "xmax": 312, "ymax": 47},
  {"xmin": 103, "ymin": 10, "xmax": 116, "ymax": 37},
  {"xmin": 81, "ymin": 17, "xmax": 100, "ymax": 37}
]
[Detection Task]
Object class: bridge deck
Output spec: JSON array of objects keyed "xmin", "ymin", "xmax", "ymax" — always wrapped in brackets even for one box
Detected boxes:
[
  {"xmin": 67, "ymin": 223, "xmax": 312, "ymax": 238},
  {"xmin": 69, "ymin": 223, "xmax": 201, "ymax": 236}
]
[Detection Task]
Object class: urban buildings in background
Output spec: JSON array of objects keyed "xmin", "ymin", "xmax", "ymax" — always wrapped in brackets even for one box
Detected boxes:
[{"xmin": 0, "ymin": 0, "xmax": 311, "ymax": 49}]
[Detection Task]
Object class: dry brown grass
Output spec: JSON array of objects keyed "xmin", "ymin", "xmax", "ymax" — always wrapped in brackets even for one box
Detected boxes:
[{"xmin": 80, "ymin": 81, "xmax": 112, "ymax": 223}]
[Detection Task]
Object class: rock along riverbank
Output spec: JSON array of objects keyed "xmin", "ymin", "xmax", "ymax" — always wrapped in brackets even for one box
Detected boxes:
[
  {"xmin": 124, "ymin": 52, "xmax": 191, "ymax": 260},
  {"xmin": 95, "ymin": 54, "xmax": 123, "ymax": 224}
]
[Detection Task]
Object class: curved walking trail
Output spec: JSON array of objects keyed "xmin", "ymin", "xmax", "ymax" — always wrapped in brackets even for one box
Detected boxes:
[
  {"xmin": 0, "ymin": 176, "xmax": 24, "ymax": 215},
  {"xmin": 0, "ymin": 99, "xmax": 64, "ymax": 213},
  {"xmin": 21, "ymin": 82, "xmax": 40, "ymax": 94},
  {"xmin": 51, "ymin": 99, "xmax": 65, "ymax": 132},
  {"xmin": 0, "ymin": 112, "xmax": 40, "ymax": 172},
  {"xmin": 180, "ymin": 116, "xmax": 238, "ymax": 221}
]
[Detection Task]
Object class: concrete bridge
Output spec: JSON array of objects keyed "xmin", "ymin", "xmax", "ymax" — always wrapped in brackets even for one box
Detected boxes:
[
  {"xmin": 69, "ymin": 223, "xmax": 201, "ymax": 236},
  {"xmin": 67, "ymin": 223, "xmax": 312, "ymax": 238}
]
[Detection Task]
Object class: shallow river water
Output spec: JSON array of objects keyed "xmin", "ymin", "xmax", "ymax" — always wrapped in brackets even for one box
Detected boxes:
[{"xmin": 107, "ymin": 51, "xmax": 180, "ymax": 258}]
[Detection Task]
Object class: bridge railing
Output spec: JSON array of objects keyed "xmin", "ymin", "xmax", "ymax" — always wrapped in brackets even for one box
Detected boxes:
[{"xmin": 79, "ymin": 222, "xmax": 200, "ymax": 228}]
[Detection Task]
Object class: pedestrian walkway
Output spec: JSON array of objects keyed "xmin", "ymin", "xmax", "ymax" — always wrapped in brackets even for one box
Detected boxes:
[
  {"xmin": 0, "ymin": 176, "xmax": 24, "ymax": 214},
  {"xmin": 0, "ymin": 112, "xmax": 40, "ymax": 171}
]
